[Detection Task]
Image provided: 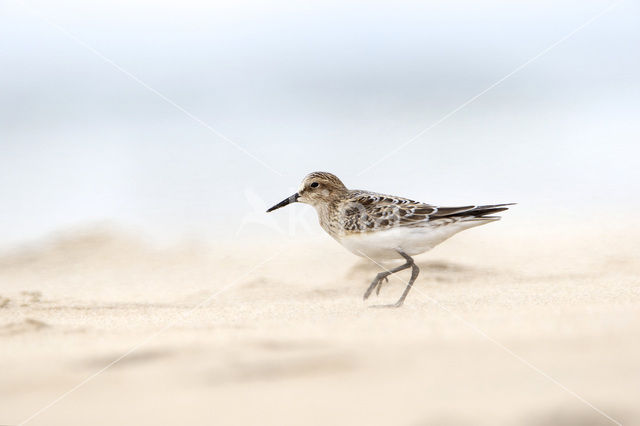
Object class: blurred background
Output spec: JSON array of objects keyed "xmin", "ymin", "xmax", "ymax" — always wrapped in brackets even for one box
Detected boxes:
[
  {"xmin": 1, "ymin": 0, "xmax": 639, "ymax": 246},
  {"xmin": 3, "ymin": 2, "xmax": 640, "ymax": 425}
]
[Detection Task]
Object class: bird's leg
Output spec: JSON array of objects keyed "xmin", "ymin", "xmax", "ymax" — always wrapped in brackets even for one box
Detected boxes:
[
  {"xmin": 392, "ymin": 260, "xmax": 419, "ymax": 307},
  {"xmin": 363, "ymin": 253, "xmax": 413, "ymax": 301},
  {"xmin": 375, "ymin": 277, "xmax": 388, "ymax": 296},
  {"xmin": 363, "ymin": 272, "xmax": 390, "ymax": 301},
  {"xmin": 370, "ymin": 251, "xmax": 420, "ymax": 308}
]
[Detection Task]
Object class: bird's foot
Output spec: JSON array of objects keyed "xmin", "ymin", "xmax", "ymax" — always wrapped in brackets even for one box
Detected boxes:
[
  {"xmin": 375, "ymin": 276, "xmax": 389, "ymax": 296},
  {"xmin": 368, "ymin": 301, "xmax": 403, "ymax": 309},
  {"xmin": 363, "ymin": 276, "xmax": 388, "ymax": 300}
]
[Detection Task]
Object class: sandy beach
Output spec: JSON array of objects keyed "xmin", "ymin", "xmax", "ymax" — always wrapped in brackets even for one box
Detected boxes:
[
  {"xmin": 3, "ymin": 0, "xmax": 639, "ymax": 423},
  {"xmin": 1, "ymin": 217, "xmax": 639, "ymax": 426}
]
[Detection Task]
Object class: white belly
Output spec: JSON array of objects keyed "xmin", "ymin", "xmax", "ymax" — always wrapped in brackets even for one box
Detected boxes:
[{"xmin": 336, "ymin": 220, "xmax": 492, "ymax": 261}]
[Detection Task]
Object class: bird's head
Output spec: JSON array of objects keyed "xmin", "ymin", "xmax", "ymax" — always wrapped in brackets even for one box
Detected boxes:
[{"xmin": 266, "ymin": 172, "xmax": 348, "ymax": 212}]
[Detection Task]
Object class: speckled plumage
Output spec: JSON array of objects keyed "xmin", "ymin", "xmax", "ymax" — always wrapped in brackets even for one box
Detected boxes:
[
  {"xmin": 267, "ymin": 171, "xmax": 513, "ymax": 307},
  {"xmin": 320, "ymin": 189, "xmax": 511, "ymax": 237}
]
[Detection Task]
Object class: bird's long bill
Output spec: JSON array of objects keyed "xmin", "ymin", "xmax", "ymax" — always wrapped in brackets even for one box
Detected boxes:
[{"xmin": 266, "ymin": 193, "xmax": 299, "ymax": 212}]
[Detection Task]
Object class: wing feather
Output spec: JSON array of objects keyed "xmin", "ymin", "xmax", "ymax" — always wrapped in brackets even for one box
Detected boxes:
[{"xmin": 339, "ymin": 191, "xmax": 513, "ymax": 232}]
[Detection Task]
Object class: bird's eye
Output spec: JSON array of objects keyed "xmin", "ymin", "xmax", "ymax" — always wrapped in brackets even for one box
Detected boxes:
[{"xmin": 310, "ymin": 182, "xmax": 319, "ymax": 188}]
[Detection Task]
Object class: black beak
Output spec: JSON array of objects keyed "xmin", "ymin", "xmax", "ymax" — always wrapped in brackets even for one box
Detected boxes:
[{"xmin": 266, "ymin": 193, "xmax": 299, "ymax": 212}]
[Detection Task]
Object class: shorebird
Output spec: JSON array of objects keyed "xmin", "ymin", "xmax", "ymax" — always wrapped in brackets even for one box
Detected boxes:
[{"xmin": 267, "ymin": 172, "xmax": 513, "ymax": 307}]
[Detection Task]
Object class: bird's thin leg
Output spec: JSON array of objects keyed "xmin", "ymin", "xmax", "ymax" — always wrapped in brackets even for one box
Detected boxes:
[
  {"xmin": 392, "ymin": 261, "xmax": 419, "ymax": 308},
  {"xmin": 371, "ymin": 251, "xmax": 420, "ymax": 308},
  {"xmin": 362, "ymin": 252, "xmax": 412, "ymax": 301},
  {"xmin": 375, "ymin": 277, "xmax": 387, "ymax": 296}
]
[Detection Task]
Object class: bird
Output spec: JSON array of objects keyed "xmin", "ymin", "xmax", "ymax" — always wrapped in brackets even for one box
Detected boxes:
[{"xmin": 266, "ymin": 172, "xmax": 513, "ymax": 308}]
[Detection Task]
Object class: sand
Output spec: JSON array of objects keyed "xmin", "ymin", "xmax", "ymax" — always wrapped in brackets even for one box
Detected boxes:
[{"xmin": 1, "ymin": 218, "xmax": 639, "ymax": 426}]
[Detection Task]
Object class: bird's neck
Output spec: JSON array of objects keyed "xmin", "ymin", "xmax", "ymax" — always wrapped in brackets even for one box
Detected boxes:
[{"xmin": 314, "ymin": 200, "xmax": 342, "ymax": 238}]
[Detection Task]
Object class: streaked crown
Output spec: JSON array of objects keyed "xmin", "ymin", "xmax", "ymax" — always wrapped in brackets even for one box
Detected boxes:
[
  {"xmin": 302, "ymin": 172, "xmax": 346, "ymax": 189},
  {"xmin": 297, "ymin": 172, "xmax": 348, "ymax": 205}
]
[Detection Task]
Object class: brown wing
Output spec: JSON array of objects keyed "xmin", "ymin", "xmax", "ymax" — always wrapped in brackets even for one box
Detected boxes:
[{"xmin": 340, "ymin": 191, "xmax": 513, "ymax": 232}]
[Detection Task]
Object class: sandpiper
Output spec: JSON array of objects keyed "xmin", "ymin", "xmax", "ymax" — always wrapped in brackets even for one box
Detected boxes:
[{"xmin": 267, "ymin": 172, "xmax": 513, "ymax": 307}]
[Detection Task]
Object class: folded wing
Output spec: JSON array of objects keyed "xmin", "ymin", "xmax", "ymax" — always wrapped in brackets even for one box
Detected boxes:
[{"xmin": 343, "ymin": 191, "xmax": 513, "ymax": 231}]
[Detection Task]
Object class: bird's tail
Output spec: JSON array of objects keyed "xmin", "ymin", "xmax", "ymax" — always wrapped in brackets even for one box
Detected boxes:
[{"xmin": 434, "ymin": 203, "xmax": 515, "ymax": 221}]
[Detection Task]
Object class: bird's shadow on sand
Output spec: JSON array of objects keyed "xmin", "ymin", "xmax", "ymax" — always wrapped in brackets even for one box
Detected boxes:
[
  {"xmin": 346, "ymin": 259, "xmax": 484, "ymax": 280},
  {"xmin": 82, "ymin": 349, "xmax": 175, "ymax": 370}
]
